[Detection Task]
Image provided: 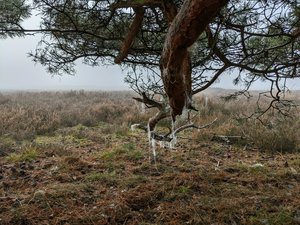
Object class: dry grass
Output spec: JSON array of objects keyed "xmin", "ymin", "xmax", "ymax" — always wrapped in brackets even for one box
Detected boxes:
[
  {"xmin": 0, "ymin": 89, "xmax": 300, "ymax": 225},
  {"xmin": 0, "ymin": 91, "xmax": 144, "ymax": 140},
  {"xmin": 192, "ymin": 92, "xmax": 300, "ymax": 152}
]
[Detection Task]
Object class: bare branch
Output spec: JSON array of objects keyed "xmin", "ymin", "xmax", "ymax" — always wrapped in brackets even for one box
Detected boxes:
[
  {"xmin": 173, "ymin": 118, "xmax": 218, "ymax": 136},
  {"xmin": 132, "ymin": 92, "xmax": 163, "ymax": 109}
]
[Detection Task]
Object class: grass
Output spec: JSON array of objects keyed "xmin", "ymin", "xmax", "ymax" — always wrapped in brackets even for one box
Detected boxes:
[
  {"xmin": 98, "ymin": 142, "xmax": 144, "ymax": 162},
  {"xmin": 85, "ymin": 171, "xmax": 119, "ymax": 185},
  {"xmin": 6, "ymin": 147, "xmax": 39, "ymax": 162},
  {"xmin": 0, "ymin": 90, "xmax": 299, "ymax": 224},
  {"xmin": 122, "ymin": 175, "xmax": 148, "ymax": 188},
  {"xmin": 249, "ymin": 209, "xmax": 294, "ymax": 225}
]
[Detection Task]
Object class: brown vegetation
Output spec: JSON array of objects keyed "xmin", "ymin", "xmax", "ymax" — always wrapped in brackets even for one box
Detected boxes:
[{"xmin": 0, "ymin": 90, "xmax": 299, "ymax": 224}]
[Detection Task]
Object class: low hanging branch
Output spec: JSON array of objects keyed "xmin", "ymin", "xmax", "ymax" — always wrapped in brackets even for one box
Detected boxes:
[
  {"xmin": 4, "ymin": 0, "xmax": 299, "ymax": 130},
  {"xmin": 132, "ymin": 117, "xmax": 218, "ymax": 142},
  {"xmin": 150, "ymin": 117, "xmax": 218, "ymax": 142},
  {"xmin": 160, "ymin": 0, "xmax": 229, "ymax": 119},
  {"xmin": 173, "ymin": 117, "xmax": 218, "ymax": 136}
]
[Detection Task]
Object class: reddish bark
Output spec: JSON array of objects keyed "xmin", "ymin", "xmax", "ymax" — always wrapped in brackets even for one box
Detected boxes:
[
  {"xmin": 115, "ymin": 7, "xmax": 144, "ymax": 64},
  {"xmin": 160, "ymin": 0, "xmax": 228, "ymax": 120}
]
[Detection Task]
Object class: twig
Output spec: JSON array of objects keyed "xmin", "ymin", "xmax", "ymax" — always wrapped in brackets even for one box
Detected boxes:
[{"xmin": 173, "ymin": 118, "xmax": 218, "ymax": 135}]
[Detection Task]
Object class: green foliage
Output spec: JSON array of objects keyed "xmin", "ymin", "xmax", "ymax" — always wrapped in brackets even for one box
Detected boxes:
[{"xmin": 0, "ymin": 0, "xmax": 31, "ymax": 38}]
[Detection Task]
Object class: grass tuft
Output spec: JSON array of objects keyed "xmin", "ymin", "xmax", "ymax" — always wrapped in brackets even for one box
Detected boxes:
[
  {"xmin": 7, "ymin": 147, "xmax": 39, "ymax": 162},
  {"xmin": 85, "ymin": 171, "xmax": 119, "ymax": 185}
]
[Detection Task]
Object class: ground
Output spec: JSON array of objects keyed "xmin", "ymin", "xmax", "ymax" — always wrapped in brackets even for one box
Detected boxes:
[
  {"xmin": 0, "ymin": 123, "xmax": 299, "ymax": 225},
  {"xmin": 0, "ymin": 91, "xmax": 299, "ymax": 224}
]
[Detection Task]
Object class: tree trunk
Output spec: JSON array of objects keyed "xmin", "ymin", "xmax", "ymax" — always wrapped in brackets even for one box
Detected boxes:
[{"xmin": 160, "ymin": 0, "xmax": 228, "ymax": 120}]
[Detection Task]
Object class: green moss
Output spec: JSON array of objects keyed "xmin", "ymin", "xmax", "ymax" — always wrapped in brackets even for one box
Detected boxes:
[
  {"xmin": 231, "ymin": 162, "xmax": 267, "ymax": 175},
  {"xmin": 7, "ymin": 147, "xmax": 39, "ymax": 162},
  {"xmin": 100, "ymin": 150, "xmax": 118, "ymax": 160},
  {"xmin": 35, "ymin": 135, "xmax": 62, "ymax": 145},
  {"xmin": 35, "ymin": 134, "xmax": 93, "ymax": 148},
  {"xmin": 0, "ymin": 136, "xmax": 15, "ymax": 147},
  {"xmin": 114, "ymin": 128, "xmax": 129, "ymax": 137},
  {"xmin": 164, "ymin": 185, "xmax": 192, "ymax": 201},
  {"xmin": 85, "ymin": 171, "xmax": 119, "ymax": 185},
  {"xmin": 123, "ymin": 143, "xmax": 135, "ymax": 151},
  {"xmin": 232, "ymin": 163, "xmax": 249, "ymax": 172},
  {"xmin": 248, "ymin": 165, "xmax": 267, "ymax": 174},
  {"xmin": 0, "ymin": 136, "xmax": 16, "ymax": 156},
  {"xmin": 99, "ymin": 142, "xmax": 144, "ymax": 162},
  {"xmin": 122, "ymin": 175, "xmax": 148, "ymax": 188},
  {"xmin": 126, "ymin": 149, "xmax": 144, "ymax": 161},
  {"xmin": 47, "ymin": 183, "xmax": 90, "ymax": 199}
]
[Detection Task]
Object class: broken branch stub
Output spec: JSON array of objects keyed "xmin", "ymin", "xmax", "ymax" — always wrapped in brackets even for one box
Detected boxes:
[{"xmin": 160, "ymin": 0, "xmax": 229, "ymax": 120}]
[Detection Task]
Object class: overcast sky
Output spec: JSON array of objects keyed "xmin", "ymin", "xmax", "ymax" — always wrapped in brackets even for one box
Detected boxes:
[
  {"xmin": 0, "ymin": 15, "xmax": 299, "ymax": 91},
  {"xmin": 0, "ymin": 35, "xmax": 130, "ymax": 91}
]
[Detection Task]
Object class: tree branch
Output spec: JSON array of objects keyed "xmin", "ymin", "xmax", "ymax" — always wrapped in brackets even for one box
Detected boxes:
[
  {"xmin": 173, "ymin": 117, "xmax": 218, "ymax": 136},
  {"xmin": 132, "ymin": 92, "xmax": 163, "ymax": 109},
  {"xmin": 160, "ymin": 0, "xmax": 228, "ymax": 119},
  {"xmin": 110, "ymin": 0, "xmax": 162, "ymax": 9},
  {"xmin": 115, "ymin": 7, "xmax": 144, "ymax": 64},
  {"xmin": 192, "ymin": 66, "xmax": 228, "ymax": 95}
]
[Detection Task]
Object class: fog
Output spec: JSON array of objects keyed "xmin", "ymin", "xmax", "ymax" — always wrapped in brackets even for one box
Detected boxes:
[
  {"xmin": 0, "ymin": 15, "xmax": 299, "ymax": 91},
  {"xmin": 0, "ymin": 34, "xmax": 130, "ymax": 91}
]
